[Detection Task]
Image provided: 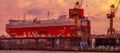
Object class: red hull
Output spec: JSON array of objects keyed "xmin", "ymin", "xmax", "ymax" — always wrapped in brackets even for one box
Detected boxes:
[{"xmin": 6, "ymin": 25, "xmax": 90, "ymax": 38}]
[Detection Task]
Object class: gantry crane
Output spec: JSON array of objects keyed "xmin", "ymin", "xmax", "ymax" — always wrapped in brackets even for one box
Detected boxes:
[{"xmin": 107, "ymin": 0, "xmax": 120, "ymax": 36}]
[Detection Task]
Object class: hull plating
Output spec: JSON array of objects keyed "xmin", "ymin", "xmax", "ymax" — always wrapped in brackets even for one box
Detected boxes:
[{"xmin": 6, "ymin": 25, "xmax": 90, "ymax": 38}]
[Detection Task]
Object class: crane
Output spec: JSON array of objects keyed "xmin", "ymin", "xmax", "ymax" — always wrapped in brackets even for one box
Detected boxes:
[
  {"xmin": 74, "ymin": 0, "xmax": 84, "ymax": 27},
  {"xmin": 107, "ymin": 0, "xmax": 120, "ymax": 36},
  {"xmin": 72, "ymin": 0, "xmax": 84, "ymax": 37},
  {"xmin": 72, "ymin": 0, "xmax": 90, "ymax": 49}
]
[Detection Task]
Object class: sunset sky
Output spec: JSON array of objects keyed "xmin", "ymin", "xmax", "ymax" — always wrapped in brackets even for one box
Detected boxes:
[{"xmin": 0, "ymin": 0, "xmax": 120, "ymax": 35}]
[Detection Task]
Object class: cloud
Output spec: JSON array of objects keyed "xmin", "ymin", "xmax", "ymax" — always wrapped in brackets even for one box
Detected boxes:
[
  {"xmin": 0, "ymin": 0, "xmax": 120, "ymax": 35},
  {"xmin": 26, "ymin": 8, "xmax": 43, "ymax": 16}
]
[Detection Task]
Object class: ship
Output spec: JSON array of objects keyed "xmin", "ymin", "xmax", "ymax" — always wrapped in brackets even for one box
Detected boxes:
[
  {"xmin": 6, "ymin": 14, "xmax": 91, "ymax": 38},
  {"xmin": 3, "ymin": 2, "xmax": 120, "ymax": 51},
  {"xmin": 6, "ymin": 2, "xmax": 91, "ymax": 38}
]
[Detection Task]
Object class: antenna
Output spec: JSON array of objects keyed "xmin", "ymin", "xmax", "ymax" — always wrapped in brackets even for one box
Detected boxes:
[
  {"xmin": 18, "ymin": 16, "xmax": 20, "ymax": 20},
  {"xmin": 47, "ymin": 11, "xmax": 50, "ymax": 20},
  {"xmin": 23, "ymin": 13, "xmax": 26, "ymax": 21}
]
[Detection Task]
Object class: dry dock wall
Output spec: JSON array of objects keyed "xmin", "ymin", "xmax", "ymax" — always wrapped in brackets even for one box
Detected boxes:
[{"xmin": 0, "ymin": 37, "xmax": 120, "ymax": 52}]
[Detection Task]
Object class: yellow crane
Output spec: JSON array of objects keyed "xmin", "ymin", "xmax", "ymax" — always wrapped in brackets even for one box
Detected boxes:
[
  {"xmin": 106, "ymin": 0, "xmax": 120, "ymax": 36},
  {"xmin": 72, "ymin": 1, "xmax": 83, "ymax": 37}
]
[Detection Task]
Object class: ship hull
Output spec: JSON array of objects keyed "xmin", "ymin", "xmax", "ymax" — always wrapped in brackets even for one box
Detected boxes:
[
  {"xmin": 6, "ymin": 25, "xmax": 90, "ymax": 38},
  {"xmin": 6, "ymin": 25, "xmax": 74, "ymax": 37}
]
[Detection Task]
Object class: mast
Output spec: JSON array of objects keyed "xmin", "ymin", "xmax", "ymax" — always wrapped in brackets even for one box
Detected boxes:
[
  {"xmin": 47, "ymin": 11, "xmax": 50, "ymax": 20},
  {"xmin": 23, "ymin": 13, "xmax": 26, "ymax": 21}
]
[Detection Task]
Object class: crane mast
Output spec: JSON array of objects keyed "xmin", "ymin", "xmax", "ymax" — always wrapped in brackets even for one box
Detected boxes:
[
  {"xmin": 72, "ymin": 1, "xmax": 83, "ymax": 37},
  {"xmin": 72, "ymin": 1, "xmax": 89, "ymax": 48},
  {"xmin": 107, "ymin": 0, "xmax": 120, "ymax": 36},
  {"xmin": 73, "ymin": 0, "xmax": 83, "ymax": 28}
]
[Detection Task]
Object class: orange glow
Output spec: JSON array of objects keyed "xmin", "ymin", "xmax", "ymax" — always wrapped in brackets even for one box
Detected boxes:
[
  {"xmin": 67, "ymin": 34, "xmax": 70, "ymax": 37},
  {"xmin": 0, "ymin": 0, "xmax": 120, "ymax": 35},
  {"xmin": 18, "ymin": 0, "xmax": 31, "ymax": 9},
  {"xmin": 101, "ymin": 0, "xmax": 115, "ymax": 11},
  {"xmin": 57, "ymin": 0, "xmax": 64, "ymax": 4}
]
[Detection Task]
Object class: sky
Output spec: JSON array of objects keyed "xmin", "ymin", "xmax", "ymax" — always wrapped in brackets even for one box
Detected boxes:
[{"xmin": 0, "ymin": 0, "xmax": 120, "ymax": 35}]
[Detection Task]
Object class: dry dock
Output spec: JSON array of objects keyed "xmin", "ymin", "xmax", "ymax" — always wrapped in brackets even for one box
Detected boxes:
[{"xmin": 0, "ymin": 37, "xmax": 120, "ymax": 52}]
